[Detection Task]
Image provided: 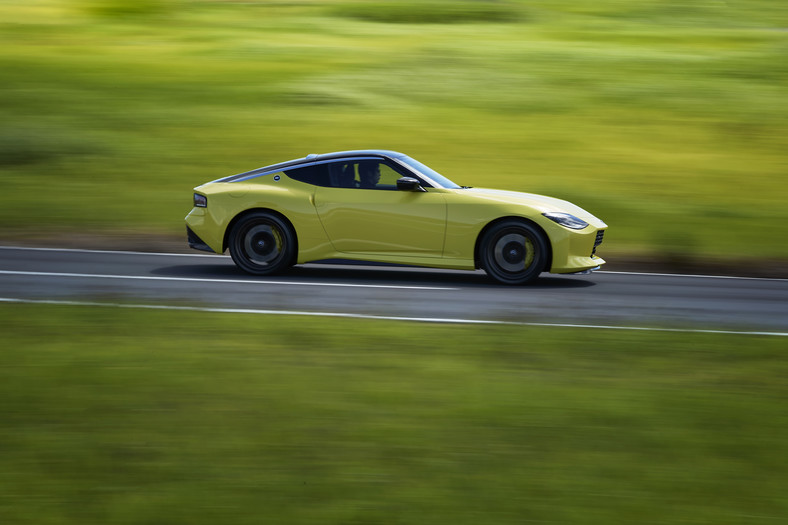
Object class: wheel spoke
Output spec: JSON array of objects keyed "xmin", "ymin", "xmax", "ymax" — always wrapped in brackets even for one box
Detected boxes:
[
  {"xmin": 480, "ymin": 221, "xmax": 545, "ymax": 284},
  {"xmin": 493, "ymin": 232, "xmax": 533, "ymax": 273},
  {"xmin": 229, "ymin": 212, "xmax": 294, "ymax": 276},
  {"xmin": 243, "ymin": 224, "xmax": 283, "ymax": 265}
]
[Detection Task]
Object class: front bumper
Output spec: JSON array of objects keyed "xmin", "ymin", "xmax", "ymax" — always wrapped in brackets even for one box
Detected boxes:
[
  {"xmin": 565, "ymin": 265, "xmax": 602, "ymax": 275},
  {"xmin": 548, "ymin": 225, "xmax": 607, "ymax": 274}
]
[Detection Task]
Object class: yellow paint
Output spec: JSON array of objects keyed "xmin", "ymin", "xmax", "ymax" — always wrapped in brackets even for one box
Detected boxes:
[{"xmin": 185, "ymin": 168, "xmax": 607, "ymax": 274}]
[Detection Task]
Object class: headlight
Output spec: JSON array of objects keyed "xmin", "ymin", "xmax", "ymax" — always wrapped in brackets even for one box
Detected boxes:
[
  {"xmin": 542, "ymin": 212, "xmax": 588, "ymax": 230},
  {"xmin": 194, "ymin": 193, "xmax": 207, "ymax": 208}
]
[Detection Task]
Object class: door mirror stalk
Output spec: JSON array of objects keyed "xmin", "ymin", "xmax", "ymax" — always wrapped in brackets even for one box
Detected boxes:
[{"xmin": 396, "ymin": 177, "xmax": 427, "ymax": 192}]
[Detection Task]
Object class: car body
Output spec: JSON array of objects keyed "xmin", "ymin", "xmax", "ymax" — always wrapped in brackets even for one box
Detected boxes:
[{"xmin": 185, "ymin": 150, "xmax": 607, "ymax": 284}]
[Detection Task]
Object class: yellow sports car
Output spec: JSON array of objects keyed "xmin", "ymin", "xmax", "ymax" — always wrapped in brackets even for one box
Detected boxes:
[{"xmin": 185, "ymin": 150, "xmax": 607, "ymax": 284}]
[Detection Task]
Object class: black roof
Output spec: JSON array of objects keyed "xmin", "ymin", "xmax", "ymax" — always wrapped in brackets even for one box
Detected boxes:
[
  {"xmin": 215, "ymin": 150, "xmax": 406, "ymax": 183},
  {"xmin": 309, "ymin": 149, "xmax": 406, "ymax": 162}
]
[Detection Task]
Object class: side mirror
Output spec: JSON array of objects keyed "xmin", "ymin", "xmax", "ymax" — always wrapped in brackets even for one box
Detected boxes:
[{"xmin": 396, "ymin": 177, "xmax": 427, "ymax": 192}]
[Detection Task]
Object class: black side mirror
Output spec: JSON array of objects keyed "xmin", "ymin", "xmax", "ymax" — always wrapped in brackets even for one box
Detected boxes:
[{"xmin": 396, "ymin": 177, "xmax": 427, "ymax": 192}]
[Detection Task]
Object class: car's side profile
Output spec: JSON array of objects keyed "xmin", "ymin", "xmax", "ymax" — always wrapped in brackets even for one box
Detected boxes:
[{"xmin": 185, "ymin": 150, "xmax": 607, "ymax": 284}]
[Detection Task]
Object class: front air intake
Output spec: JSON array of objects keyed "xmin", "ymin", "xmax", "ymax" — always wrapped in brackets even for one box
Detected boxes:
[{"xmin": 592, "ymin": 230, "xmax": 605, "ymax": 256}]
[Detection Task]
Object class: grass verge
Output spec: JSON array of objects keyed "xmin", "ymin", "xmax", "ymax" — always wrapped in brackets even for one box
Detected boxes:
[{"xmin": 1, "ymin": 303, "xmax": 786, "ymax": 524}]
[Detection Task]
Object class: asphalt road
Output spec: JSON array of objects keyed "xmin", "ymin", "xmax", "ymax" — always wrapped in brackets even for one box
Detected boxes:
[{"xmin": 1, "ymin": 246, "xmax": 786, "ymax": 334}]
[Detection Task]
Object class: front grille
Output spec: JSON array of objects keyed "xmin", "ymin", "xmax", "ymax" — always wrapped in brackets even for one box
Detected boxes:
[
  {"xmin": 594, "ymin": 230, "xmax": 605, "ymax": 248},
  {"xmin": 592, "ymin": 230, "xmax": 605, "ymax": 256}
]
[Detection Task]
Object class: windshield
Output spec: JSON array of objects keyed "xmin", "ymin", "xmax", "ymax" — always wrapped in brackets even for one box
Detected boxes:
[{"xmin": 397, "ymin": 156, "xmax": 461, "ymax": 189}]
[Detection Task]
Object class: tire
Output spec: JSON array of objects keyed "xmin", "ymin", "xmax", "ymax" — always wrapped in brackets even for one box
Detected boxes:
[
  {"xmin": 479, "ymin": 220, "xmax": 548, "ymax": 285},
  {"xmin": 228, "ymin": 212, "xmax": 296, "ymax": 275}
]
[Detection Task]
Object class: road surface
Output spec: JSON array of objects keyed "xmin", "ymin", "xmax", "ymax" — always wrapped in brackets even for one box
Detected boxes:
[{"xmin": 1, "ymin": 246, "xmax": 786, "ymax": 335}]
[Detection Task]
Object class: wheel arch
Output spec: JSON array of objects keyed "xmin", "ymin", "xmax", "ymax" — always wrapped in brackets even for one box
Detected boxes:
[
  {"xmin": 223, "ymin": 208, "xmax": 299, "ymax": 265},
  {"xmin": 474, "ymin": 216, "xmax": 552, "ymax": 272}
]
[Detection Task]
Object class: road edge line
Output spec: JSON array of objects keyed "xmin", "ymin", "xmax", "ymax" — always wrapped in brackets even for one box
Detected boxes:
[{"xmin": 1, "ymin": 297, "xmax": 786, "ymax": 337}]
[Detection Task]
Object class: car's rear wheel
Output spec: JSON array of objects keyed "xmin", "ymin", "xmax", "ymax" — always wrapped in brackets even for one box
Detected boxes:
[
  {"xmin": 229, "ymin": 212, "xmax": 295, "ymax": 275},
  {"xmin": 480, "ymin": 220, "xmax": 548, "ymax": 285}
]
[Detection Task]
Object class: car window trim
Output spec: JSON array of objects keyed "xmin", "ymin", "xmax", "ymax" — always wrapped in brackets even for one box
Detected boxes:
[
  {"xmin": 389, "ymin": 158, "xmax": 441, "ymax": 188},
  {"xmin": 227, "ymin": 156, "xmax": 438, "ymax": 187}
]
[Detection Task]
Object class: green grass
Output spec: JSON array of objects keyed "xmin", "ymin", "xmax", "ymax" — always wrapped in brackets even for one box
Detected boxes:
[
  {"xmin": 1, "ymin": 1, "xmax": 787, "ymax": 260},
  {"xmin": 1, "ymin": 303, "xmax": 787, "ymax": 524}
]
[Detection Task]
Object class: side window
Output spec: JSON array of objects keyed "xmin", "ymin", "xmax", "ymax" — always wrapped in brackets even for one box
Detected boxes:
[
  {"xmin": 325, "ymin": 160, "xmax": 416, "ymax": 190},
  {"xmin": 327, "ymin": 162, "xmax": 357, "ymax": 188},
  {"xmin": 284, "ymin": 164, "xmax": 330, "ymax": 187},
  {"xmin": 376, "ymin": 163, "xmax": 404, "ymax": 189}
]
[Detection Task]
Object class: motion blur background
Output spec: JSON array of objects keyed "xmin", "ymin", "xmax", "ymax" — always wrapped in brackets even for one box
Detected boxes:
[
  {"xmin": 2, "ymin": 1, "xmax": 787, "ymax": 524},
  {"xmin": 2, "ymin": 0, "xmax": 787, "ymax": 267}
]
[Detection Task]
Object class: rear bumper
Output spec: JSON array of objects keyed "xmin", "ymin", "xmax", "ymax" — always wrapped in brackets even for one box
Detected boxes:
[{"xmin": 186, "ymin": 226, "xmax": 216, "ymax": 253}]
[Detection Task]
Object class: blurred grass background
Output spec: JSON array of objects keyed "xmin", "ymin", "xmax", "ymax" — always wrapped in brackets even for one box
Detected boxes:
[
  {"xmin": 1, "ymin": 303, "xmax": 787, "ymax": 524},
  {"xmin": 0, "ymin": 0, "xmax": 788, "ymax": 525},
  {"xmin": 4, "ymin": 5, "xmax": 788, "ymax": 523},
  {"xmin": 1, "ymin": 0, "xmax": 787, "ymax": 262}
]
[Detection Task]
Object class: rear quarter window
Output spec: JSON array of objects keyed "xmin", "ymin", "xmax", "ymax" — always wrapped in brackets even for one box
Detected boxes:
[{"xmin": 284, "ymin": 164, "xmax": 331, "ymax": 187}]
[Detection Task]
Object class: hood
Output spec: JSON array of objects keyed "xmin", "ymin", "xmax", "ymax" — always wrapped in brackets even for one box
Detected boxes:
[{"xmin": 463, "ymin": 187, "xmax": 605, "ymax": 225}]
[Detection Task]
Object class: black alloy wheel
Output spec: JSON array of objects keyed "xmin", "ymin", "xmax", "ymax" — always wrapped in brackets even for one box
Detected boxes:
[
  {"xmin": 229, "ymin": 212, "xmax": 295, "ymax": 275},
  {"xmin": 480, "ymin": 220, "xmax": 548, "ymax": 285}
]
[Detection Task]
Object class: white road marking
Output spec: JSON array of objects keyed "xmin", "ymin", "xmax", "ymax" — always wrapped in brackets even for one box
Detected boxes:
[
  {"xmin": 0, "ymin": 270, "xmax": 457, "ymax": 291},
  {"xmin": 1, "ymin": 245, "xmax": 785, "ymax": 282},
  {"xmin": 598, "ymin": 270, "xmax": 788, "ymax": 282},
  {"xmin": 0, "ymin": 245, "xmax": 213, "ymax": 257},
  {"xmin": 1, "ymin": 297, "xmax": 785, "ymax": 337}
]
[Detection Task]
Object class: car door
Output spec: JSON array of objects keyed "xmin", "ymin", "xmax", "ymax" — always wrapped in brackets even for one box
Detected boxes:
[{"xmin": 313, "ymin": 159, "xmax": 447, "ymax": 257}]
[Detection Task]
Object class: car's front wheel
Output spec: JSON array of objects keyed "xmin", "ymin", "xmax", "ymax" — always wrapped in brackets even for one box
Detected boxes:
[
  {"xmin": 228, "ymin": 211, "xmax": 295, "ymax": 275},
  {"xmin": 480, "ymin": 220, "xmax": 548, "ymax": 285}
]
